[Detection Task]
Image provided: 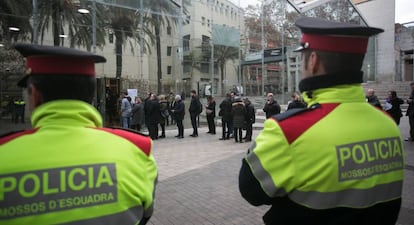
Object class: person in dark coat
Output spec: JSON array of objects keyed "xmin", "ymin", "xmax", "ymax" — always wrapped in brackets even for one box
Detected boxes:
[
  {"xmin": 219, "ymin": 93, "xmax": 233, "ymax": 140},
  {"xmin": 243, "ymin": 97, "xmax": 255, "ymax": 142},
  {"xmin": 205, "ymin": 95, "xmax": 216, "ymax": 134},
  {"xmin": 172, "ymin": 95, "xmax": 185, "ymax": 139},
  {"xmin": 406, "ymin": 82, "xmax": 414, "ymax": 141},
  {"xmin": 366, "ymin": 88, "xmax": 382, "ymax": 109},
  {"xmin": 167, "ymin": 92, "xmax": 175, "ymax": 125},
  {"xmin": 146, "ymin": 94, "xmax": 161, "ymax": 140},
  {"xmin": 232, "ymin": 97, "xmax": 246, "ymax": 143},
  {"xmin": 287, "ymin": 92, "xmax": 307, "ymax": 110},
  {"xmin": 143, "ymin": 92, "xmax": 153, "ymax": 131},
  {"xmin": 158, "ymin": 94, "xmax": 169, "ymax": 138},
  {"xmin": 385, "ymin": 90, "xmax": 404, "ymax": 125},
  {"xmin": 188, "ymin": 90, "xmax": 201, "ymax": 137},
  {"xmin": 263, "ymin": 92, "xmax": 281, "ymax": 118},
  {"xmin": 130, "ymin": 97, "xmax": 145, "ymax": 132}
]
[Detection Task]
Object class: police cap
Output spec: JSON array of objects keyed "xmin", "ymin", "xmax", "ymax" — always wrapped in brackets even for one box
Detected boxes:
[
  {"xmin": 294, "ymin": 17, "xmax": 384, "ymax": 54},
  {"xmin": 14, "ymin": 43, "xmax": 106, "ymax": 87}
]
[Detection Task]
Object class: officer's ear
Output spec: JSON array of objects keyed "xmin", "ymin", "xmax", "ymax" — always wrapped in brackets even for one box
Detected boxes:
[
  {"xmin": 308, "ymin": 51, "xmax": 326, "ymax": 76},
  {"xmin": 27, "ymin": 84, "xmax": 44, "ymax": 110}
]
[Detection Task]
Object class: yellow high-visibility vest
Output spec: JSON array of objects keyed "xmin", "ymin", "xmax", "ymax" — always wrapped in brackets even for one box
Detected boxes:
[
  {"xmin": 245, "ymin": 84, "xmax": 404, "ymax": 209},
  {"xmin": 0, "ymin": 100, "xmax": 157, "ymax": 225}
]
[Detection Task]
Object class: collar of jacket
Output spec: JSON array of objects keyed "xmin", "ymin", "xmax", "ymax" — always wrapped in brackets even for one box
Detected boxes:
[
  {"xmin": 299, "ymin": 71, "xmax": 363, "ymax": 95},
  {"xmin": 301, "ymin": 83, "xmax": 366, "ymax": 106},
  {"xmin": 31, "ymin": 100, "xmax": 103, "ymax": 128}
]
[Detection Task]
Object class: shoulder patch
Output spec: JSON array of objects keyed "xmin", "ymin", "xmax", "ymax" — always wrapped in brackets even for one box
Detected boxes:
[
  {"xmin": 97, "ymin": 127, "xmax": 152, "ymax": 156},
  {"xmin": 0, "ymin": 129, "xmax": 38, "ymax": 145},
  {"xmin": 273, "ymin": 103, "xmax": 339, "ymax": 144}
]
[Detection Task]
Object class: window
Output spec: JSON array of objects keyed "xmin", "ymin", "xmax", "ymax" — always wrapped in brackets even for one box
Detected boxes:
[
  {"xmin": 207, "ymin": 19, "xmax": 210, "ymax": 27},
  {"xmin": 167, "ymin": 66, "xmax": 172, "ymax": 75},
  {"xmin": 183, "ymin": 35, "xmax": 190, "ymax": 51},
  {"xmin": 202, "ymin": 17, "xmax": 206, "ymax": 26},
  {"xmin": 202, "ymin": 35, "xmax": 210, "ymax": 53},
  {"xmin": 109, "ymin": 32, "xmax": 114, "ymax": 44},
  {"xmin": 167, "ymin": 46, "xmax": 172, "ymax": 56},
  {"xmin": 201, "ymin": 63, "xmax": 209, "ymax": 73},
  {"xmin": 167, "ymin": 25, "xmax": 171, "ymax": 35},
  {"xmin": 184, "ymin": 63, "xmax": 191, "ymax": 73}
]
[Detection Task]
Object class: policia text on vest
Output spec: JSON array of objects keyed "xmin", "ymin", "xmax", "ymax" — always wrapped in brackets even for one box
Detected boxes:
[
  {"xmin": 336, "ymin": 137, "xmax": 403, "ymax": 181},
  {"xmin": 0, "ymin": 163, "xmax": 116, "ymax": 219}
]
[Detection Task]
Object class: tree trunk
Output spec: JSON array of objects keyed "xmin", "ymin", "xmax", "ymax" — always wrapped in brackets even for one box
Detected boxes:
[
  {"xmin": 220, "ymin": 63, "xmax": 225, "ymax": 96},
  {"xmin": 52, "ymin": 6, "xmax": 60, "ymax": 46},
  {"xmin": 115, "ymin": 31, "xmax": 123, "ymax": 79},
  {"xmin": 155, "ymin": 22, "xmax": 162, "ymax": 94}
]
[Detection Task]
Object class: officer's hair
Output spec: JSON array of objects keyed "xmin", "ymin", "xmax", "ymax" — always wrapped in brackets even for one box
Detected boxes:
[
  {"xmin": 27, "ymin": 74, "xmax": 95, "ymax": 103},
  {"xmin": 303, "ymin": 50, "xmax": 365, "ymax": 74}
]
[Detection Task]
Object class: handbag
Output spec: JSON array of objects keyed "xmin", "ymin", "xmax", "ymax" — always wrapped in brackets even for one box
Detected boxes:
[
  {"xmin": 206, "ymin": 109, "xmax": 213, "ymax": 114},
  {"xmin": 161, "ymin": 110, "xmax": 169, "ymax": 118}
]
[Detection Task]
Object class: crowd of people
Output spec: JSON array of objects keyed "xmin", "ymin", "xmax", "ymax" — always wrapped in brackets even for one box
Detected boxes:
[
  {"xmin": 111, "ymin": 87, "xmax": 308, "ymax": 144},
  {"xmin": 115, "ymin": 90, "xmax": 202, "ymax": 140},
  {"xmin": 366, "ymin": 85, "xmax": 414, "ymax": 141},
  {"xmin": 112, "ymin": 81, "xmax": 414, "ymax": 144}
]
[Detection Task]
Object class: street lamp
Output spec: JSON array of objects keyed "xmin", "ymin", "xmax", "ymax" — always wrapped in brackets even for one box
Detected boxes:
[
  {"xmin": 261, "ymin": 1, "xmax": 265, "ymax": 97},
  {"xmin": 9, "ymin": 27, "xmax": 20, "ymax": 32},
  {"xmin": 77, "ymin": 2, "xmax": 96, "ymax": 53},
  {"xmin": 78, "ymin": 8, "xmax": 90, "ymax": 14}
]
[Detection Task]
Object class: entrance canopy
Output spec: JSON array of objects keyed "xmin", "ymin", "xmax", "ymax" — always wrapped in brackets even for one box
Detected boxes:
[{"xmin": 242, "ymin": 48, "xmax": 286, "ymax": 65}]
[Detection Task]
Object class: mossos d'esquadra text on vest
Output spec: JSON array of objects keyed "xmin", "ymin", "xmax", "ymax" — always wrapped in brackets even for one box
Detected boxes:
[
  {"xmin": 0, "ymin": 163, "xmax": 117, "ymax": 219},
  {"xmin": 336, "ymin": 137, "xmax": 403, "ymax": 181}
]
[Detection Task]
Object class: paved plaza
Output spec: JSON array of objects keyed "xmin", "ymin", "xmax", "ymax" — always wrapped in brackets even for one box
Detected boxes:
[{"xmin": 0, "ymin": 114, "xmax": 413, "ymax": 225}]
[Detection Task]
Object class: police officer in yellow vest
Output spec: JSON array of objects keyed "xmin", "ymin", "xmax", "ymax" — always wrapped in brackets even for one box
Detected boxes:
[
  {"xmin": 239, "ymin": 17, "xmax": 405, "ymax": 225},
  {"xmin": 13, "ymin": 99, "xmax": 26, "ymax": 123},
  {"xmin": 0, "ymin": 44, "xmax": 157, "ymax": 225}
]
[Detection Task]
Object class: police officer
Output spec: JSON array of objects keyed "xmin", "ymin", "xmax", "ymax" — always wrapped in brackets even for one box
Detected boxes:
[
  {"xmin": 239, "ymin": 17, "xmax": 405, "ymax": 225},
  {"xmin": 0, "ymin": 44, "xmax": 157, "ymax": 225},
  {"xmin": 13, "ymin": 98, "xmax": 25, "ymax": 123}
]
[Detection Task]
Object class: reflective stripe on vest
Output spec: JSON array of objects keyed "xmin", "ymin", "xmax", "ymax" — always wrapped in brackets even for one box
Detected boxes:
[
  {"xmin": 289, "ymin": 181, "xmax": 402, "ymax": 209},
  {"xmin": 246, "ymin": 149, "xmax": 287, "ymax": 197},
  {"xmin": 62, "ymin": 206, "xmax": 144, "ymax": 225},
  {"xmin": 247, "ymin": 149, "xmax": 403, "ymax": 209}
]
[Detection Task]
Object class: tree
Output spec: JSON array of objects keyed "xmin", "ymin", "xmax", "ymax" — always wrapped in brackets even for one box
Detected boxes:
[
  {"xmin": 302, "ymin": 0, "xmax": 360, "ymax": 24},
  {"xmin": 215, "ymin": 45, "xmax": 239, "ymax": 95},
  {"xmin": 108, "ymin": 5, "xmax": 154, "ymax": 79},
  {"xmin": 0, "ymin": 0, "xmax": 32, "ymax": 44},
  {"xmin": 199, "ymin": 43, "xmax": 239, "ymax": 96},
  {"xmin": 244, "ymin": 1, "xmax": 300, "ymax": 50},
  {"xmin": 242, "ymin": 1, "xmax": 302, "ymax": 95},
  {"xmin": 0, "ymin": 0, "xmax": 32, "ymax": 106},
  {"xmin": 36, "ymin": 0, "xmax": 107, "ymax": 49},
  {"xmin": 146, "ymin": 0, "xmax": 190, "ymax": 94}
]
